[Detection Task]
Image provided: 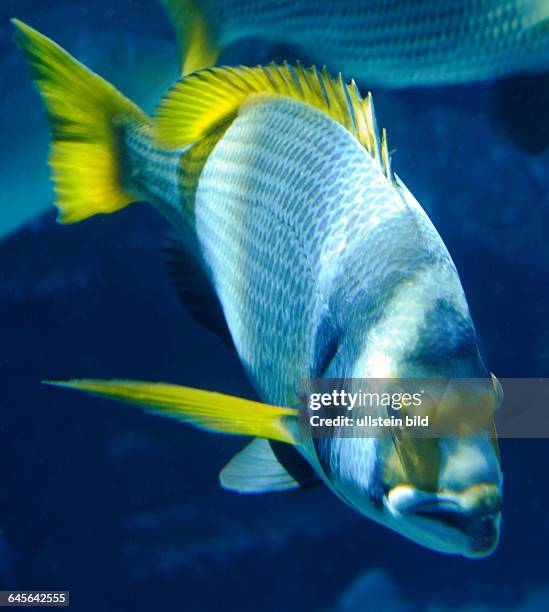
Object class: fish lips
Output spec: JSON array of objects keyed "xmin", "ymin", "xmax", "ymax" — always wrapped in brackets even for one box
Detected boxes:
[{"xmin": 385, "ymin": 484, "xmax": 502, "ymax": 558}]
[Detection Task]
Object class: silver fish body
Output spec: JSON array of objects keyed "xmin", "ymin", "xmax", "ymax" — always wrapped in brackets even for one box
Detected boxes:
[
  {"xmin": 128, "ymin": 95, "xmax": 477, "ymax": 399},
  {"xmin": 191, "ymin": 97, "xmax": 476, "ymax": 396}
]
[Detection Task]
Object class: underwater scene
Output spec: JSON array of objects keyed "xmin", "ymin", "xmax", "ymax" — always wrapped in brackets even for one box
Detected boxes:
[{"xmin": 1, "ymin": 0, "xmax": 549, "ymax": 610}]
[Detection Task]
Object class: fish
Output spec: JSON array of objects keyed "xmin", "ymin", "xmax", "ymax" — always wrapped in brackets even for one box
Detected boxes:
[
  {"xmin": 14, "ymin": 19, "xmax": 503, "ymax": 557},
  {"xmin": 162, "ymin": 0, "xmax": 549, "ymax": 153},
  {"xmin": 162, "ymin": 0, "xmax": 549, "ymax": 85}
]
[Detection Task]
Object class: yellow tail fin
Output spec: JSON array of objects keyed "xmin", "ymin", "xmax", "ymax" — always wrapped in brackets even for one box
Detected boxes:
[
  {"xmin": 45, "ymin": 379, "xmax": 298, "ymax": 444},
  {"xmin": 161, "ymin": 0, "xmax": 220, "ymax": 74},
  {"xmin": 12, "ymin": 19, "xmax": 148, "ymax": 223}
]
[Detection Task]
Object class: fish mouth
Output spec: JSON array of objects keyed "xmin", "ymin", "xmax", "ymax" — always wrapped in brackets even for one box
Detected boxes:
[
  {"xmin": 386, "ymin": 484, "xmax": 501, "ymax": 557},
  {"xmin": 412, "ymin": 505, "xmax": 500, "ymax": 556}
]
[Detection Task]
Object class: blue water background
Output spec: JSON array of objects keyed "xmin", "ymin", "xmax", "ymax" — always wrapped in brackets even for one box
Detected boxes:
[{"xmin": 1, "ymin": 1, "xmax": 549, "ymax": 610}]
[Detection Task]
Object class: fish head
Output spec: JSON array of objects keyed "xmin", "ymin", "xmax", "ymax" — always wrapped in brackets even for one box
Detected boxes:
[
  {"xmin": 314, "ymin": 375, "xmax": 503, "ymax": 557},
  {"xmin": 380, "ymin": 375, "xmax": 503, "ymax": 557},
  {"xmin": 325, "ymin": 261, "xmax": 504, "ymax": 555}
]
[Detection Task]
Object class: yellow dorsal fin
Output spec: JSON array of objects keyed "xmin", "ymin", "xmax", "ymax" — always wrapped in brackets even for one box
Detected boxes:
[
  {"xmin": 45, "ymin": 379, "xmax": 298, "ymax": 444},
  {"xmin": 161, "ymin": 0, "xmax": 220, "ymax": 75},
  {"xmin": 154, "ymin": 61, "xmax": 393, "ymax": 180}
]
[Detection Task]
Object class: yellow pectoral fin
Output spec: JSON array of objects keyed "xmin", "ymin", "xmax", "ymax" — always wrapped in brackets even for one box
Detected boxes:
[{"xmin": 44, "ymin": 379, "xmax": 298, "ymax": 444}]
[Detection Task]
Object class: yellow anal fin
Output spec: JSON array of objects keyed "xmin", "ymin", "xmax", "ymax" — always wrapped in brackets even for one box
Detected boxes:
[
  {"xmin": 45, "ymin": 379, "xmax": 298, "ymax": 444},
  {"xmin": 154, "ymin": 61, "xmax": 391, "ymax": 178},
  {"xmin": 12, "ymin": 19, "xmax": 148, "ymax": 223},
  {"xmin": 160, "ymin": 0, "xmax": 220, "ymax": 75}
]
